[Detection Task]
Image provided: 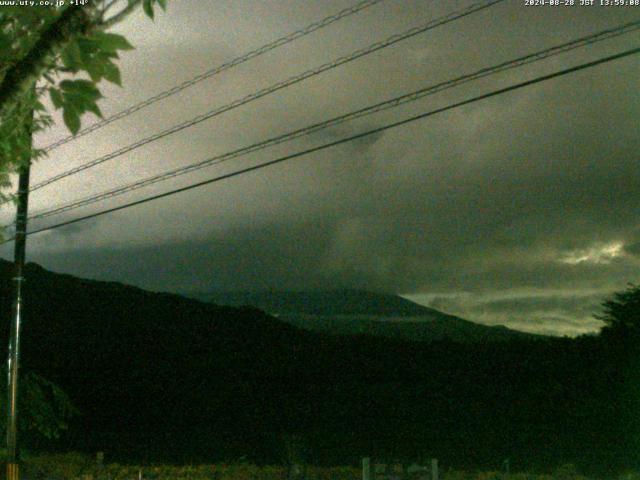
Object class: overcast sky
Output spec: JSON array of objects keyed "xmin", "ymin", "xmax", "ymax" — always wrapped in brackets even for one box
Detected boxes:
[{"xmin": 1, "ymin": 0, "xmax": 639, "ymax": 336}]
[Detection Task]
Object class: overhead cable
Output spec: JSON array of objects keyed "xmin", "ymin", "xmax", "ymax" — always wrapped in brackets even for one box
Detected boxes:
[
  {"xmin": 41, "ymin": 0, "xmax": 386, "ymax": 153},
  {"xmin": 6, "ymin": 45, "xmax": 637, "ymax": 243},
  {"xmin": 26, "ymin": 20, "xmax": 640, "ymax": 222},
  {"xmin": 28, "ymin": 0, "xmax": 504, "ymax": 193}
]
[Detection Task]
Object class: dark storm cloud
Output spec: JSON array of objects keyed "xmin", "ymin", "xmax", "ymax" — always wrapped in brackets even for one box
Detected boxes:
[
  {"xmin": 25, "ymin": 221, "xmax": 339, "ymax": 293},
  {"xmin": 8, "ymin": 1, "xmax": 638, "ymax": 336},
  {"xmin": 19, "ymin": 65, "xmax": 640, "ymax": 332},
  {"xmin": 46, "ymin": 217, "xmax": 103, "ymax": 238}
]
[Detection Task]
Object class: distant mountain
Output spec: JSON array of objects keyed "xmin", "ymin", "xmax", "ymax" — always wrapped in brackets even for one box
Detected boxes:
[
  {"xmin": 198, "ymin": 290, "xmax": 437, "ymax": 316},
  {"xmin": 0, "ymin": 260, "xmax": 322, "ymax": 462},
  {"xmin": 0, "ymin": 260, "xmax": 630, "ymax": 474},
  {"xmin": 190, "ymin": 289, "xmax": 538, "ymax": 343}
]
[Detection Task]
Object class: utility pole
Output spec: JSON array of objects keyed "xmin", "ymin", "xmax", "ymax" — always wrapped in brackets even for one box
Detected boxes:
[{"xmin": 6, "ymin": 97, "xmax": 34, "ymax": 480}]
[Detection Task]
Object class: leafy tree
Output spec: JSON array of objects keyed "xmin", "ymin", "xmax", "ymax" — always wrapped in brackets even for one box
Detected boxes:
[
  {"xmin": 597, "ymin": 283, "xmax": 640, "ymax": 335},
  {"xmin": 0, "ymin": 371, "xmax": 78, "ymax": 443},
  {"xmin": 0, "ymin": 0, "xmax": 166, "ymax": 451},
  {"xmin": 0, "ymin": 0, "xmax": 167, "ymax": 201}
]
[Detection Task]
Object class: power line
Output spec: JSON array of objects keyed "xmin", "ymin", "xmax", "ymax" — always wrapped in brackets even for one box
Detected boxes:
[
  {"xmin": 28, "ymin": 0, "xmax": 504, "ymax": 193},
  {"xmin": 24, "ymin": 19, "xmax": 640, "ymax": 223},
  {"xmin": 41, "ymin": 0, "xmax": 386, "ymax": 153},
  {"xmin": 5, "ymin": 45, "xmax": 637, "ymax": 244}
]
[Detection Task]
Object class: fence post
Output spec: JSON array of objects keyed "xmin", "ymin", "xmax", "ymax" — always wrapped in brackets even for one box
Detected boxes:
[
  {"xmin": 363, "ymin": 457, "xmax": 372, "ymax": 480},
  {"xmin": 503, "ymin": 458, "xmax": 510, "ymax": 475},
  {"xmin": 430, "ymin": 459, "xmax": 438, "ymax": 480}
]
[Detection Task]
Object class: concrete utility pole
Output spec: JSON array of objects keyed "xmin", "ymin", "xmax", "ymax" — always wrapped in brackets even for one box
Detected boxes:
[{"xmin": 6, "ymin": 101, "xmax": 33, "ymax": 480}]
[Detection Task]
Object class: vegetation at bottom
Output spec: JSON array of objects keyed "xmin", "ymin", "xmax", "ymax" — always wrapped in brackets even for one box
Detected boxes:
[
  {"xmin": 21, "ymin": 453, "xmax": 356, "ymax": 480},
  {"xmin": 13, "ymin": 453, "xmax": 640, "ymax": 480}
]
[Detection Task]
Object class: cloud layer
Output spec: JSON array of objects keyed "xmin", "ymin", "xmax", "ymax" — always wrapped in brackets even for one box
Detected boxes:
[{"xmin": 1, "ymin": 1, "xmax": 638, "ymax": 336}]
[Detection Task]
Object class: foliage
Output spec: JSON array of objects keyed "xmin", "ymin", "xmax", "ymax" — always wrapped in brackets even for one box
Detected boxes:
[
  {"xmin": 0, "ymin": 371, "xmax": 79, "ymax": 442},
  {"xmin": 21, "ymin": 452, "xmax": 93, "ymax": 479},
  {"xmin": 0, "ymin": 0, "xmax": 167, "ymax": 200},
  {"xmin": 550, "ymin": 464, "xmax": 588, "ymax": 480},
  {"xmin": 23, "ymin": 455, "xmax": 286, "ymax": 480},
  {"xmin": 21, "ymin": 456, "xmax": 361, "ymax": 480},
  {"xmin": 619, "ymin": 473, "xmax": 640, "ymax": 480},
  {"xmin": 19, "ymin": 456, "xmax": 636, "ymax": 480},
  {"xmin": 20, "ymin": 371, "xmax": 79, "ymax": 440},
  {"xmin": 596, "ymin": 283, "xmax": 640, "ymax": 335},
  {"xmin": 442, "ymin": 467, "xmax": 595, "ymax": 480}
]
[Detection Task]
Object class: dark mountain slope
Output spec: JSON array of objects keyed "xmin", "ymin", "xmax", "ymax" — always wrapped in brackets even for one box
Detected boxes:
[
  {"xmin": 0, "ymin": 260, "xmax": 633, "ymax": 475},
  {"xmin": 202, "ymin": 289, "xmax": 437, "ymax": 316},
  {"xmin": 198, "ymin": 289, "xmax": 538, "ymax": 343},
  {"xmin": 0, "ymin": 261, "xmax": 328, "ymax": 458}
]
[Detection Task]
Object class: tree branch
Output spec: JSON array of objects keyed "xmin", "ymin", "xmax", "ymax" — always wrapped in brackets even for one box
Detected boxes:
[
  {"xmin": 98, "ymin": 0, "xmax": 142, "ymax": 30},
  {"xmin": 0, "ymin": 6, "xmax": 96, "ymax": 121},
  {"xmin": 101, "ymin": 0, "xmax": 121, "ymax": 15}
]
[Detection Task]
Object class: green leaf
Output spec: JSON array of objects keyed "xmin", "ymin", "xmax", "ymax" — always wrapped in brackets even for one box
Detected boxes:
[
  {"xmin": 59, "ymin": 79, "xmax": 95, "ymax": 92},
  {"xmin": 156, "ymin": 0, "xmax": 167, "ymax": 11},
  {"xmin": 59, "ymin": 79, "xmax": 102, "ymax": 102},
  {"xmin": 49, "ymin": 89, "xmax": 63, "ymax": 109},
  {"xmin": 85, "ymin": 101, "xmax": 103, "ymax": 118},
  {"xmin": 33, "ymin": 100, "xmax": 46, "ymax": 112},
  {"xmin": 60, "ymin": 40, "xmax": 82, "ymax": 71},
  {"xmin": 143, "ymin": 0, "xmax": 154, "ymax": 19},
  {"xmin": 91, "ymin": 32, "xmax": 134, "ymax": 52},
  {"xmin": 62, "ymin": 106, "xmax": 80, "ymax": 135},
  {"xmin": 77, "ymin": 37, "xmax": 99, "ymax": 65},
  {"xmin": 102, "ymin": 62, "xmax": 122, "ymax": 86},
  {"xmin": 0, "ymin": 32, "xmax": 12, "ymax": 60},
  {"xmin": 85, "ymin": 63, "xmax": 104, "ymax": 83}
]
